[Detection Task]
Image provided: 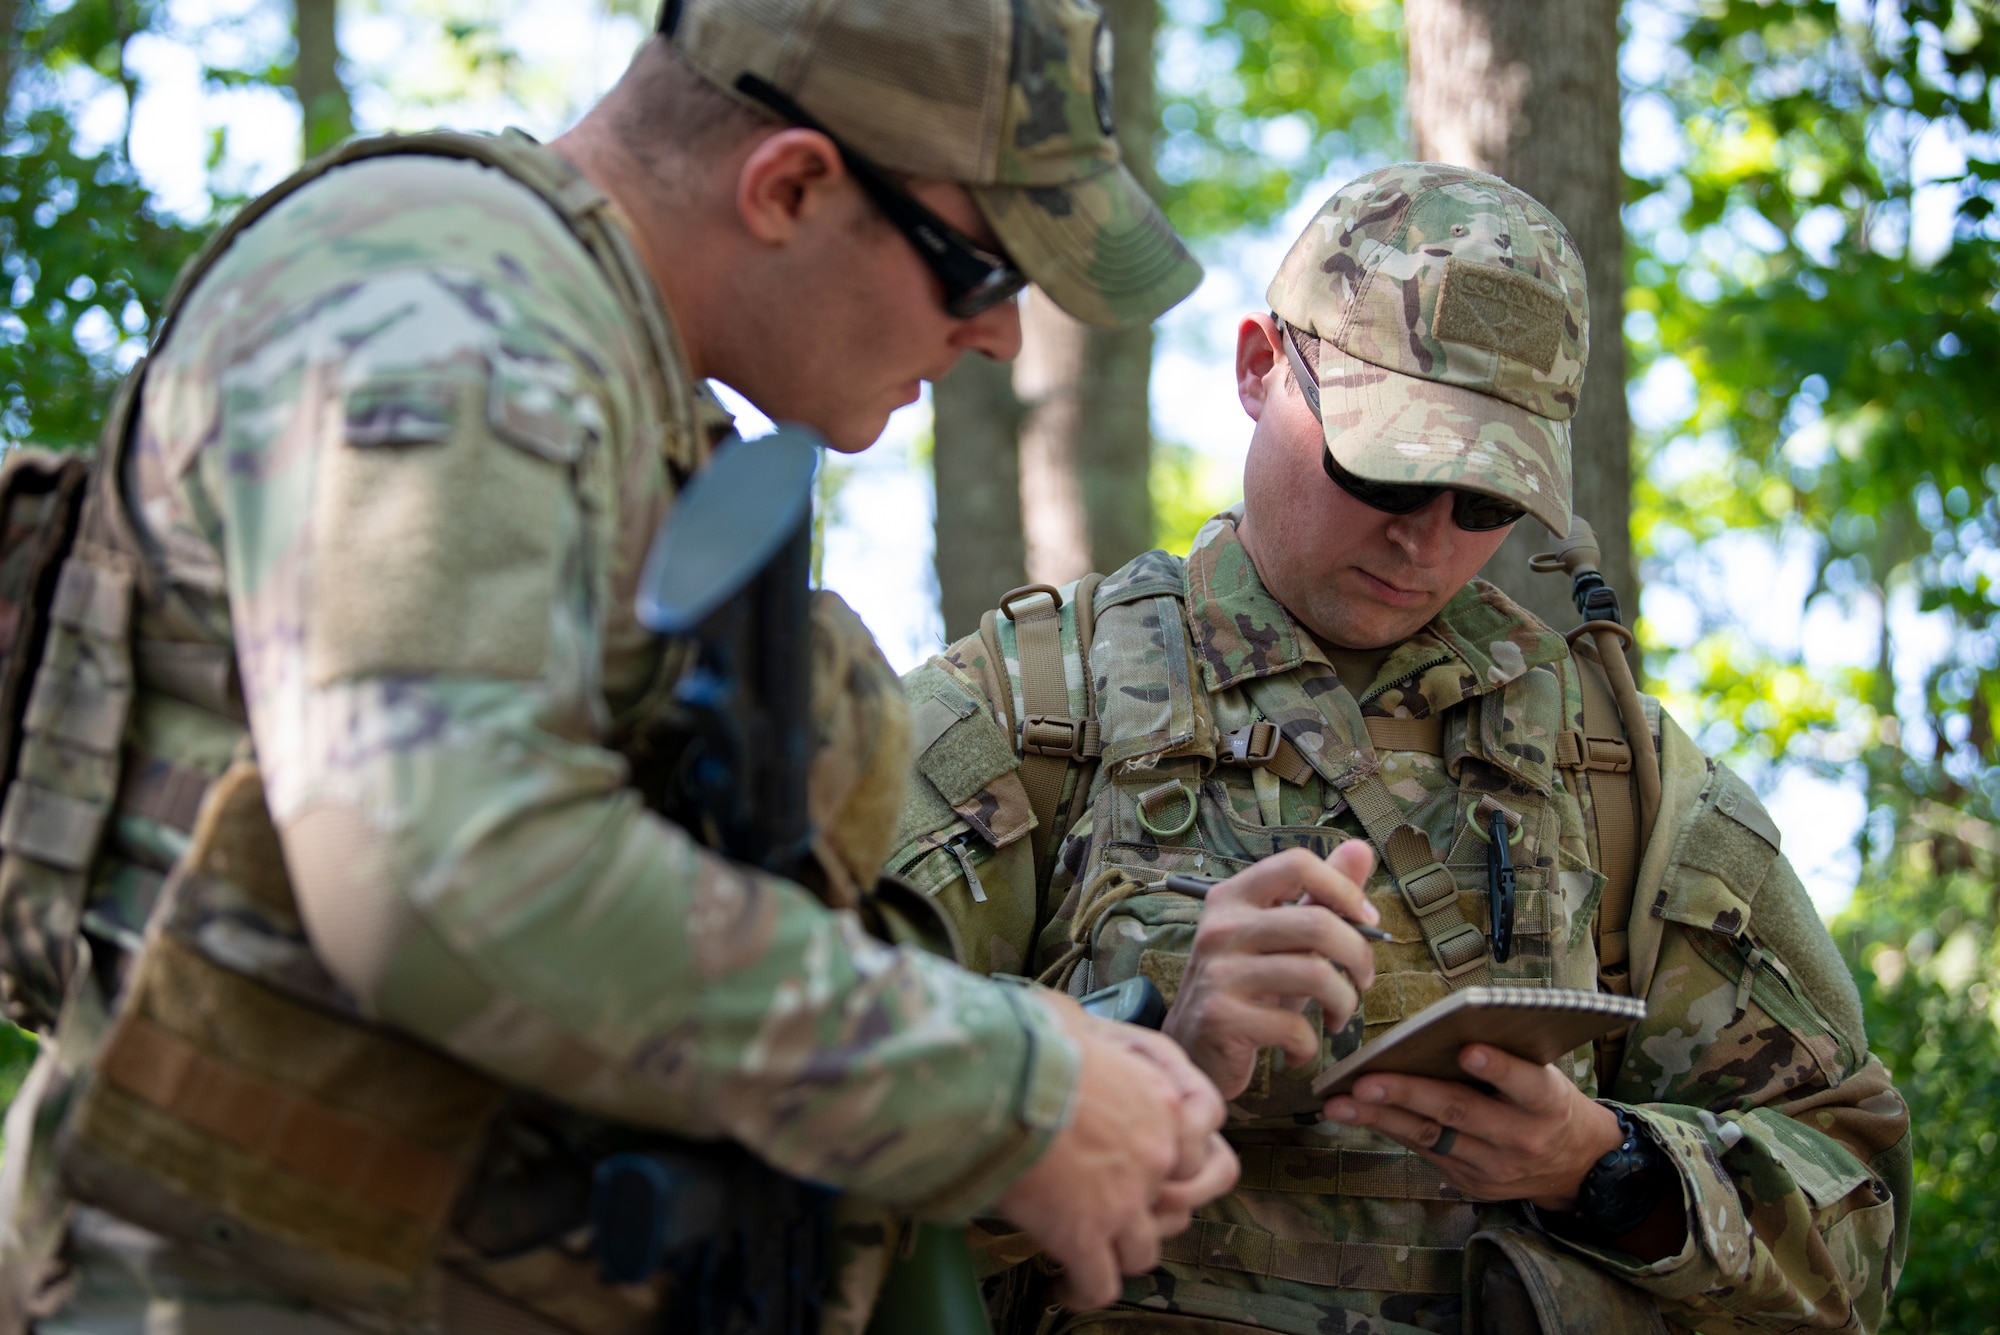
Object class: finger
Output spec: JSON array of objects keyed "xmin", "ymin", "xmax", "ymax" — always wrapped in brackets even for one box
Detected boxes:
[
  {"xmin": 1200, "ymin": 953, "xmax": 1362, "ymax": 1045},
  {"xmin": 1209, "ymin": 847, "xmax": 1359, "ymax": 912},
  {"xmin": 1208, "ymin": 905, "xmax": 1380, "ymax": 986},
  {"xmin": 1324, "ymin": 1095, "xmax": 1490, "ymax": 1165},
  {"xmin": 1457, "ymin": 1044, "xmax": 1569, "ymax": 1112},
  {"xmin": 1150, "ymin": 1134, "xmax": 1239, "ymax": 1236},
  {"xmin": 1053, "ymin": 1237, "xmax": 1123, "ymax": 1310},
  {"xmin": 1327, "ymin": 838, "xmax": 1376, "ymax": 889},
  {"xmin": 1191, "ymin": 990, "xmax": 1327, "ymax": 1067},
  {"xmin": 1348, "ymin": 1068, "xmax": 1508, "ymax": 1139},
  {"xmin": 1117, "ymin": 1026, "xmax": 1228, "ymax": 1138},
  {"xmin": 1110, "ymin": 1216, "xmax": 1161, "ymax": 1283},
  {"xmin": 1161, "ymin": 1133, "xmax": 1240, "ymax": 1211},
  {"xmin": 1287, "ymin": 846, "xmax": 1380, "ymax": 925}
]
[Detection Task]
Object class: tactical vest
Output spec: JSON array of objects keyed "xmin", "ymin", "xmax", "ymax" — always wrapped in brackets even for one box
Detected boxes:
[
  {"xmin": 0, "ymin": 132, "xmax": 828, "ymax": 1335},
  {"xmin": 891, "ymin": 528, "xmax": 1662, "ymax": 1332}
]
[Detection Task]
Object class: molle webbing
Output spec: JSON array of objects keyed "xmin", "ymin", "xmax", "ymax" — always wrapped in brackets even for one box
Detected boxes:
[
  {"xmin": 1160, "ymin": 1218, "xmax": 1461, "ymax": 1296},
  {"xmin": 1232, "ymin": 1143, "xmax": 1462, "ymax": 1201},
  {"xmin": 93, "ymin": 1005, "xmax": 464, "ymax": 1224},
  {"xmin": 1222, "ymin": 715, "xmax": 1441, "ymax": 790}
]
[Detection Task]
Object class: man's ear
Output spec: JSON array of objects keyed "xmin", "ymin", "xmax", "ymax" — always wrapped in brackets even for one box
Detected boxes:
[
  {"xmin": 735, "ymin": 127, "xmax": 847, "ymax": 244},
  {"xmin": 1237, "ymin": 313, "xmax": 1284, "ymax": 421}
]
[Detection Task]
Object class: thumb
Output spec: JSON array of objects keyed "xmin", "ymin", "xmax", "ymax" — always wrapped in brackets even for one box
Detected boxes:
[{"xmin": 1328, "ymin": 838, "xmax": 1376, "ymax": 890}]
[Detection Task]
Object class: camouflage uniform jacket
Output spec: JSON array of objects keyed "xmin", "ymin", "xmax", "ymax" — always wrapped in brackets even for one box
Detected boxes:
[
  {"xmin": 890, "ymin": 512, "xmax": 1910, "ymax": 1335},
  {"xmin": 5, "ymin": 134, "xmax": 1081, "ymax": 1248}
]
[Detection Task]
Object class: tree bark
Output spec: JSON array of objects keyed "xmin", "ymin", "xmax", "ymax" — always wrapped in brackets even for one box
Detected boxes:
[
  {"xmin": 0, "ymin": 0, "xmax": 18, "ymax": 134},
  {"xmin": 1014, "ymin": 0, "xmax": 1159, "ymax": 588},
  {"xmin": 1405, "ymin": 0, "xmax": 1634, "ymax": 635},
  {"xmin": 932, "ymin": 355, "xmax": 1027, "ymax": 641},
  {"xmin": 931, "ymin": 0, "xmax": 1161, "ymax": 632},
  {"xmin": 293, "ymin": 0, "xmax": 352, "ymax": 158}
]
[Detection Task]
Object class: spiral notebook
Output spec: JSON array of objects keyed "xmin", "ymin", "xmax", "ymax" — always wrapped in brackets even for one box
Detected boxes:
[{"xmin": 1311, "ymin": 987, "xmax": 1649, "ymax": 1098}]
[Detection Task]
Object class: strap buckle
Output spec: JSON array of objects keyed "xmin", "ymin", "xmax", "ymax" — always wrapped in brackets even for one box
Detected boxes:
[
  {"xmin": 1427, "ymin": 921, "xmax": 1493, "ymax": 979},
  {"xmin": 1396, "ymin": 861, "xmax": 1457, "ymax": 919},
  {"xmin": 1560, "ymin": 729, "xmax": 1633, "ymax": 773},
  {"xmin": 997, "ymin": 583, "xmax": 1063, "ymax": 621},
  {"xmin": 1218, "ymin": 720, "xmax": 1281, "ymax": 767},
  {"xmin": 1020, "ymin": 714, "xmax": 1094, "ymax": 760}
]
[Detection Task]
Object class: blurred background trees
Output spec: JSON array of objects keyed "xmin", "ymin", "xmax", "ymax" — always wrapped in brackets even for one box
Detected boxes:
[{"xmin": 1, "ymin": 0, "xmax": 1996, "ymax": 1322}]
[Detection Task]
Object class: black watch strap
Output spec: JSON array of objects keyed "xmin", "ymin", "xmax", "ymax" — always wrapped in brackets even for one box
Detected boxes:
[{"xmin": 1560, "ymin": 1105, "xmax": 1672, "ymax": 1238}]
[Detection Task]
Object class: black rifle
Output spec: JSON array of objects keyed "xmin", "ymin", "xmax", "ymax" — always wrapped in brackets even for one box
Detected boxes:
[{"xmin": 631, "ymin": 428, "xmax": 1001, "ymax": 1335}]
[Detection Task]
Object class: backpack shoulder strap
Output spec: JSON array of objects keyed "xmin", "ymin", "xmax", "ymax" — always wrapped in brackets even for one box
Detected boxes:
[
  {"xmin": 1554, "ymin": 634, "xmax": 1665, "ymax": 1086},
  {"xmin": 989, "ymin": 575, "xmax": 1105, "ymax": 884}
]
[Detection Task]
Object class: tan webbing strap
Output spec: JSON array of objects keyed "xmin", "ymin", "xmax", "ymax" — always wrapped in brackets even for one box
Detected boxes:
[
  {"xmin": 1364, "ymin": 715, "xmax": 1444, "ymax": 756},
  {"xmin": 95, "ymin": 1011, "xmax": 462, "ymax": 1222},
  {"xmin": 1218, "ymin": 723, "xmax": 1318, "ymax": 787},
  {"xmin": 999, "ymin": 584, "xmax": 1096, "ymax": 880},
  {"xmin": 1338, "ymin": 771, "xmax": 1492, "ymax": 987},
  {"xmin": 1160, "ymin": 1218, "xmax": 1461, "ymax": 1295},
  {"xmin": 117, "ymin": 756, "xmax": 214, "ymax": 834},
  {"xmin": 1569, "ymin": 655, "xmax": 1638, "ymax": 998},
  {"xmin": 1051, "ymin": 572, "xmax": 1106, "ymax": 844},
  {"xmin": 1234, "ymin": 1144, "xmax": 1463, "ymax": 1201}
]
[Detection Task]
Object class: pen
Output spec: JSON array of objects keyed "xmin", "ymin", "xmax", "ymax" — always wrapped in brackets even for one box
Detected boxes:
[{"xmin": 1162, "ymin": 873, "xmax": 1398, "ymax": 942}]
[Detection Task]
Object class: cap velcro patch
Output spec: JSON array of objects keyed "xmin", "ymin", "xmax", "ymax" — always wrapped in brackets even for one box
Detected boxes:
[{"xmin": 1432, "ymin": 258, "xmax": 1565, "ymax": 373}]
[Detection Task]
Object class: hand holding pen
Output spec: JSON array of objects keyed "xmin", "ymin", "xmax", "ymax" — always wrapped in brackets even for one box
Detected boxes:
[
  {"xmin": 1157, "ymin": 843, "xmax": 1386, "ymax": 1101},
  {"xmin": 1163, "ymin": 871, "xmax": 1397, "ymax": 942}
]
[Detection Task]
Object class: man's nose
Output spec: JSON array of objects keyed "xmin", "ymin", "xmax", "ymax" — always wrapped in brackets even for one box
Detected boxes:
[
  {"xmin": 954, "ymin": 294, "xmax": 1024, "ymax": 362},
  {"xmin": 1383, "ymin": 491, "xmax": 1457, "ymax": 563}
]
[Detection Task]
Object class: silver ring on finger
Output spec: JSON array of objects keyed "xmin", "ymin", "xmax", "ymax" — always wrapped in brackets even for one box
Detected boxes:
[{"xmin": 1430, "ymin": 1125, "xmax": 1458, "ymax": 1157}]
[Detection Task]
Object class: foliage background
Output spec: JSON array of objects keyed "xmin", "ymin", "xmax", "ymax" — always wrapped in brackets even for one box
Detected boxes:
[{"xmin": 3, "ymin": 0, "xmax": 1997, "ymax": 1326}]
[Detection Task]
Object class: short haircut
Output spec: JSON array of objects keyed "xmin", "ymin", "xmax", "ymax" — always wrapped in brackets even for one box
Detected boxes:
[
  {"xmin": 1277, "ymin": 313, "xmax": 1322, "ymax": 382},
  {"xmin": 606, "ymin": 37, "xmax": 773, "ymax": 166}
]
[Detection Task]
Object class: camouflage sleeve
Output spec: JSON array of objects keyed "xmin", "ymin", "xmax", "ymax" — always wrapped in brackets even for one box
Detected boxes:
[
  {"xmin": 136, "ymin": 157, "xmax": 1079, "ymax": 1219},
  {"xmin": 1553, "ymin": 715, "xmax": 1909, "ymax": 1332}
]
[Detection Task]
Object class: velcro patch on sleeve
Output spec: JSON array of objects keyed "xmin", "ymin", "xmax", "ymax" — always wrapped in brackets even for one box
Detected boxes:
[
  {"xmin": 1432, "ymin": 258, "xmax": 1565, "ymax": 373},
  {"xmin": 309, "ymin": 364, "xmax": 570, "ymax": 685}
]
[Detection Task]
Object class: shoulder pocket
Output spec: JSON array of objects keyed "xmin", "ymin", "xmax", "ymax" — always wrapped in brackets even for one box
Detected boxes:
[
  {"xmin": 894, "ymin": 660, "xmax": 1032, "ymax": 856},
  {"xmin": 1655, "ymin": 762, "xmax": 1780, "ymax": 937}
]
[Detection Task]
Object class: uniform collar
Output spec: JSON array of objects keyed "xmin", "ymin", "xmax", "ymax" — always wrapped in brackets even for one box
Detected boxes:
[{"xmin": 1182, "ymin": 509, "xmax": 1570, "ymax": 715}]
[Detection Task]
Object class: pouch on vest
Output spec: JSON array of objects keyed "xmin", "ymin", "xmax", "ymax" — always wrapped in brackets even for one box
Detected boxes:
[
  {"xmin": 889, "ymin": 658, "xmax": 1040, "ymax": 977},
  {"xmin": 54, "ymin": 762, "xmax": 507, "ymax": 1322},
  {"xmin": 1463, "ymin": 1226, "xmax": 1669, "ymax": 1335}
]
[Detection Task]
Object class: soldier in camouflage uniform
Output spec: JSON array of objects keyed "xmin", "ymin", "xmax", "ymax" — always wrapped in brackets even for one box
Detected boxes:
[
  {"xmin": 0, "ymin": 1, "xmax": 1244, "ymax": 1331},
  {"xmin": 890, "ymin": 165, "xmax": 1911, "ymax": 1334}
]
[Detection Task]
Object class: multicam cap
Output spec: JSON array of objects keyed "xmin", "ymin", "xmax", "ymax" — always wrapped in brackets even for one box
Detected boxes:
[
  {"xmin": 665, "ymin": 0, "xmax": 1202, "ymax": 330},
  {"xmin": 1266, "ymin": 163, "xmax": 1588, "ymax": 536}
]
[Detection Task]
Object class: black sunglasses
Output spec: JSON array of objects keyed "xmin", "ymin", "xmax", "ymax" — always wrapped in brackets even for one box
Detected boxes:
[
  {"xmin": 734, "ymin": 75, "xmax": 1028, "ymax": 320},
  {"xmin": 1278, "ymin": 317, "xmax": 1525, "ymax": 533},
  {"xmin": 1321, "ymin": 451, "xmax": 1525, "ymax": 531}
]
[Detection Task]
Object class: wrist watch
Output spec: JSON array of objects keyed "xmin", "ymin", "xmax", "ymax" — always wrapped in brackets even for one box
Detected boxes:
[{"xmin": 1562, "ymin": 1105, "xmax": 1672, "ymax": 1238}]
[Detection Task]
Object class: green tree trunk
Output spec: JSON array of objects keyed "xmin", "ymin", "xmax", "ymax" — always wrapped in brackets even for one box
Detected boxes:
[
  {"xmin": 930, "ymin": 0, "xmax": 1160, "ymax": 632},
  {"xmin": 293, "ymin": 0, "xmax": 352, "ymax": 158},
  {"xmin": 932, "ymin": 355, "xmax": 1027, "ymax": 641},
  {"xmin": 1405, "ymin": 0, "xmax": 1633, "ymax": 634},
  {"xmin": 0, "ymin": 0, "xmax": 17, "ymax": 130}
]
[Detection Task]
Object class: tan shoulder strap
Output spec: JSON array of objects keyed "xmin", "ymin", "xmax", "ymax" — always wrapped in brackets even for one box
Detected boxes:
[
  {"xmin": 1338, "ymin": 769, "xmax": 1494, "ymax": 989},
  {"xmin": 1564, "ymin": 652, "xmax": 1639, "ymax": 994},
  {"xmin": 994, "ymin": 579, "xmax": 1104, "ymax": 883}
]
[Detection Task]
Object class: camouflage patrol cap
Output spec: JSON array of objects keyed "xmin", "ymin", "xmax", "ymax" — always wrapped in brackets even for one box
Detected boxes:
[
  {"xmin": 665, "ymin": 0, "xmax": 1202, "ymax": 330},
  {"xmin": 1266, "ymin": 163, "xmax": 1587, "ymax": 536}
]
